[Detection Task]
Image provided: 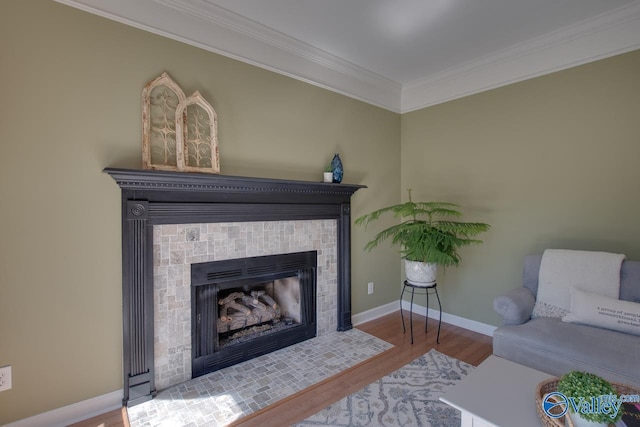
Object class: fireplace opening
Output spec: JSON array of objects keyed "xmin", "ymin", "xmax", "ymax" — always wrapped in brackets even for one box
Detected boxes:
[
  {"xmin": 191, "ymin": 251, "xmax": 317, "ymax": 378},
  {"xmin": 216, "ymin": 276, "xmax": 301, "ymax": 348}
]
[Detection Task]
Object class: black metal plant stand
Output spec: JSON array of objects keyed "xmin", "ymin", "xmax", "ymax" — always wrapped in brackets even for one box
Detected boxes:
[{"xmin": 400, "ymin": 280, "xmax": 442, "ymax": 344}]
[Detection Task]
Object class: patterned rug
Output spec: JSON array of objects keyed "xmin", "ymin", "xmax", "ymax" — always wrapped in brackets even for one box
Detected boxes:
[{"xmin": 293, "ymin": 349, "xmax": 473, "ymax": 427}]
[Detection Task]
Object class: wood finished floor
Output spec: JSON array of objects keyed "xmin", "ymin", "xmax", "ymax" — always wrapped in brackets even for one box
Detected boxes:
[{"xmin": 69, "ymin": 311, "xmax": 493, "ymax": 427}]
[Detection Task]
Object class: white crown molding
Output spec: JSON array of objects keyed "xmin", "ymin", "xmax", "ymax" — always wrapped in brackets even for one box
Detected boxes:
[
  {"xmin": 401, "ymin": 1, "xmax": 640, "ymax": 113},
  {"xmin": 55, "ymin": 0, "xmax": 640, "ymax": 113},
  {"xmin": 53, "ymin": 0, "xmax": 402, "ymax": 112}
]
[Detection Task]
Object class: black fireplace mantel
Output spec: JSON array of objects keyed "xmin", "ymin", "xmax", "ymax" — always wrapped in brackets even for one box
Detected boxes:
[{"xmin": 104, "ymin": 168, "xmax": 365, "ymax": 406}]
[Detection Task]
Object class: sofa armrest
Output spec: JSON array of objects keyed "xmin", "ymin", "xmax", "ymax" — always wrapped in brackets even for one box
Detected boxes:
[{"xmin": 493, "ymin": 287, "xmax": 536, "ymax": 325}]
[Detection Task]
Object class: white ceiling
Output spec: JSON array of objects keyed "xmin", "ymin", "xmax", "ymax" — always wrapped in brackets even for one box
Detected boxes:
[{"xmin": 57, "ymin": 0, "xmax": 640, "ymax": 112}]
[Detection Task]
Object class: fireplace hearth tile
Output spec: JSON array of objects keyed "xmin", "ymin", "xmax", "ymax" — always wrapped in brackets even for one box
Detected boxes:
[{"xmin": 127, "ymin": 328, "xmax": 393, "ymax": 427}]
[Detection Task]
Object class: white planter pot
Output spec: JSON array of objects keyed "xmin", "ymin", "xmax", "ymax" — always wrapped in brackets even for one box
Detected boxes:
[
  {"xmin": 404, "ymin": 260, "xmax": 437, "ymax": 286},
  {"xmin": 323, "ymin": 172, "xmax": 333, "ymax": 183}
]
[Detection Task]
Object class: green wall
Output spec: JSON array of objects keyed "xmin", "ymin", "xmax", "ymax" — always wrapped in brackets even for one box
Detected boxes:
[
  {"xmin": 0, "ymin": 1, "xmax": 400, "ymax": 423},
  {"xmin": 401, "ymin": 49, "xmax": 640, "ymax": 325}
]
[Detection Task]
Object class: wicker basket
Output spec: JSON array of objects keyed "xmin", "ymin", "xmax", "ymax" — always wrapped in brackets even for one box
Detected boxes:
[{"xmin": 535, "ymin": 378, "xmax": 640, "ymax": 427}]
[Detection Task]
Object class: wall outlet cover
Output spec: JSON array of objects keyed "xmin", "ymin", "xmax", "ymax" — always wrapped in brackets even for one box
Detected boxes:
[{"xmin": 0, "ymin": 365, "xmax": 12, "ymax": 392}]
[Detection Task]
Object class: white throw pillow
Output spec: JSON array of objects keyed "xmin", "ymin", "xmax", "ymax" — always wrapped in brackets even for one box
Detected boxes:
[
  {"xmin": 562, "ymin": 287, "xmax": 640, "ymax": 336},
  {"xmin": 531, "ymin": 249, "xmax": 625, "ymax": 319}
]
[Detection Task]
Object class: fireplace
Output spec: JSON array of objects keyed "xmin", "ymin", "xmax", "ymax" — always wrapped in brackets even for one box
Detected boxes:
[
  {"xmin": 191, "ymin": 251, "xmax": 317, "ymax": 377},
  {"xmin": 104, "ymin": 168, "xmax": 365, "ymax": 406}
]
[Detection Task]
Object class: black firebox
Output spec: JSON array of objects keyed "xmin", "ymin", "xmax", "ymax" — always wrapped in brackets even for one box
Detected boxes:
[{"xmin": 190, "ymin": 251, "xmax": 317, "ymax": 377}]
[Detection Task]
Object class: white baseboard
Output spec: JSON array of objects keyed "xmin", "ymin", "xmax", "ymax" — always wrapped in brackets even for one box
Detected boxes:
[
  {"xmin": 351, "ymin": 299, "xmax": 496, "ymax": 337},
  {"xmin": 399, "ymin": 300, "xmax": 497, "ymax": 337},
  {"xmin": 6, "ymin": 389, "xmax": 123, "ymax": 427},
  {"xmin": 351, "ymin": 300, "xmax": 400, "ymax": 326}
]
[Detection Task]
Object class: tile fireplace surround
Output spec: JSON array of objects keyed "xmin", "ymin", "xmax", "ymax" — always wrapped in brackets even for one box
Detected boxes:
[
  {"xmin": 154, "ymin": 219, "xmax": 336, "ymax": 390},
  {"xmin": 104, "ymin": 168, "xmax": 365, "ymax": 407}
]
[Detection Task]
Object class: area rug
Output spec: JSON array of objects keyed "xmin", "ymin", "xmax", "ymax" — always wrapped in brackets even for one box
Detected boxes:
[
  {"xmin": 293, "ymin": 349, "xmax": 473, "ymax": 427},
  {"xmin": 127, "ymin": 328, "xmax": 393, "ymax": 427}
]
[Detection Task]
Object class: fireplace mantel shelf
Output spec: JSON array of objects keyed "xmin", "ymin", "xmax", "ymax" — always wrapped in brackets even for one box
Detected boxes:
[
  {"xmin": 104, "ymin": 167, "xmax": 366, "ymax": 202},
  {"xmin": 105, "ymin": 167, "xmax": 365, "ymax": 407}
]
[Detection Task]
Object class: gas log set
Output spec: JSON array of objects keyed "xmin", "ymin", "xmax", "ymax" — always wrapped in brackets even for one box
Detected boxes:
[
  {"xmin": 218, "ymin": 290, "xmax": 282, "ymax": 333},
  {"xmin": 216, "ymin": 287, "xmax": 300, "ymax": 349}
]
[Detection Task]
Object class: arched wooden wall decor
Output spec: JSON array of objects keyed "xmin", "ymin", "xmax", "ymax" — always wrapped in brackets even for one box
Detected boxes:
[
  {"xmin": 176, "ymin": 91, "xmax": 220, "ymax": 174},
  {"xmin": 142, "ymin": 72, "xmax": 186, "ymax": 171},
  {"xmin": 142, "ymin": 73, "xmax": 220, "ymax": 174}
]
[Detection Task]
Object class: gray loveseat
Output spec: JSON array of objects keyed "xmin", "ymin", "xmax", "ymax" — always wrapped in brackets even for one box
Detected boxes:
[{"xmin": 492, "ymin": 254, "xmax": 640, "ymax": 388}]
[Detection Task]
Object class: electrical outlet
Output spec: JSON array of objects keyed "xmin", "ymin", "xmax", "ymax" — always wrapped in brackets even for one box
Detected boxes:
[
  {"xmin": 367, "ymin": 282, "xmax": 374, "ymax": 295},
  {"xmin": 0, "ymin": 366, "xmax": 12, "ymax": 392}
]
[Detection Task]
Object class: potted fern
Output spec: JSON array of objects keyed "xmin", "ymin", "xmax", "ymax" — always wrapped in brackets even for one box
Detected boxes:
[{"xmin": 355, "ymin": 190, "xmax": 490, "ymax": 286}]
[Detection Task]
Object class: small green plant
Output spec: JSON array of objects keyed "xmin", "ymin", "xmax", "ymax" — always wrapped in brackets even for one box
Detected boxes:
[
  {"xmin": 355, "ymin": 189, "xmax": 490, "ymax": 266},
  {"xmin": 557, "ymin": 371, "xmax": 622, "ymax": 423},
  {"xmin": 324, "ymin": 164, "xmax": 333, "ymax": 173}
]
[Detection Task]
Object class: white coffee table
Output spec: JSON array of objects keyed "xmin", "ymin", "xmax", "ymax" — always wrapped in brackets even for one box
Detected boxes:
[{"xmin": 440, "ymin": 355, "xmax": 555, "ymax": 427}]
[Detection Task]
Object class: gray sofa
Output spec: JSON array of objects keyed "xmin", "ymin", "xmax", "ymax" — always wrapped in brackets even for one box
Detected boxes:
[{"xmin": 492, "ymin": 254, "xmax": 640, "ymax": 388}]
